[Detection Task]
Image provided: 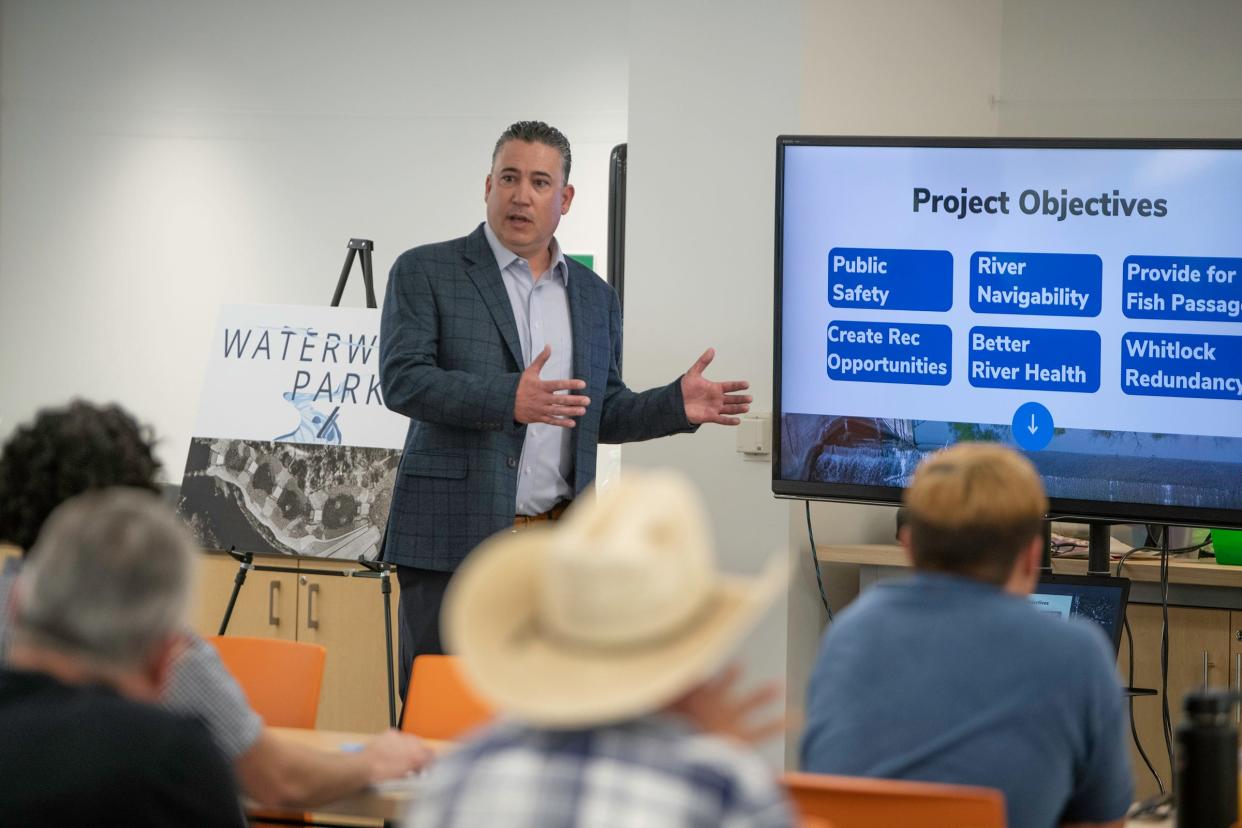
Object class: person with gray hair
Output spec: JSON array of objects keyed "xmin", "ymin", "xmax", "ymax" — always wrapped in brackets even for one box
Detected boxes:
[
  {"xmin": 0, "ymin": 399, "xmax": 434, "ymax": 809},
  {"xmin": 0, "ymin": 488, "xmax": 245, "ymax": 825},
  {"xmin": 13, "ymin": 488, "xmax": 195, "ymax": 669}
]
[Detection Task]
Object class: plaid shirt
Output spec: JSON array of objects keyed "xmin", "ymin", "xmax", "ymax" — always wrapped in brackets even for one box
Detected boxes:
[
  {"xmin": 162, "ymin": 634, "xmax": 263, "ymax": 759},
  {"xmin": 406, "ymin": 715, "xmax": 794, "ymax": 828}
]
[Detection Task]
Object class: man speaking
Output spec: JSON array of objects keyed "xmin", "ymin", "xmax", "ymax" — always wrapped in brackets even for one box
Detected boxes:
[{"xmin": 379, "ymin": 121, "xmax": 750, "ymax": 690}]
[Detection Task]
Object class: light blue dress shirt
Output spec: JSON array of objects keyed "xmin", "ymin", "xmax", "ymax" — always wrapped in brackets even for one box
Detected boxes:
[{"xmin": 483, "ymin": 222, "xmax": 575, "ymax": 515}]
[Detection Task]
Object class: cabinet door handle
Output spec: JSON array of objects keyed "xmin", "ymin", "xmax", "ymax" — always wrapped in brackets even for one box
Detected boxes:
[
  {"xmin": 304, "ymin": 585, "xmax": 317, "ymax": 630},
  {"xmin": 1235, "ymin": 654, "xmax": 1240, "ymax": 724},
  {"xmin": 268, "ymin": 581, "xmax": 280, "ymax": 627},
  {"xmin": 1203, "ymin": 650, "xmax": 1211, "ymax": 688}
]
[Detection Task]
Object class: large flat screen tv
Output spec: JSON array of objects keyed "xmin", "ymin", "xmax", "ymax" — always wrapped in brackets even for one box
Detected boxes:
[{"xmin": 774, "ymin": 136, "xmax": 1242, "ymax": 529}]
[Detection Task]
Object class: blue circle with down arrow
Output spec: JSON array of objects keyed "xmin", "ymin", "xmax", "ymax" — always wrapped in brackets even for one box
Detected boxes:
[{"xmin": 1012, "ymin": 402, "xmax": 1054, "ymax": 451}]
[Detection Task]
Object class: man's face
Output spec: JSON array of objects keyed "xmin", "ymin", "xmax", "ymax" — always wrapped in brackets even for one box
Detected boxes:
[{"xmin": 485, "ymin": 139, "xmax": 574, "ymax": 260}]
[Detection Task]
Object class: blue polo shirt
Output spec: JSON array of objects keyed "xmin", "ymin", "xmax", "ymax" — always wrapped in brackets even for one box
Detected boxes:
[{"xmin": 800, "ymin": 572, "xmax": 1132, "ymax": 828}]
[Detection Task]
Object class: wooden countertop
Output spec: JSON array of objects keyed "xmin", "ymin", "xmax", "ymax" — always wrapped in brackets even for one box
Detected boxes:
[
  {"xmin": 269, "ymin": 726, "xmax": 448, "ymax": 755},
  {"xmin": 818, "ymin": 544, "xmax": 1242, "ymax": 588}
]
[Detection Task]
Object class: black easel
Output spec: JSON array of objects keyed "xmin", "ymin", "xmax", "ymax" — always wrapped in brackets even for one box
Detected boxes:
[
  {"xmin": 331, "ymin": 238, "xmax": 377, "ymax": 309},
  {"xmin": 216, "ymin": 238, "xmax": 400, "ymax": 728}
]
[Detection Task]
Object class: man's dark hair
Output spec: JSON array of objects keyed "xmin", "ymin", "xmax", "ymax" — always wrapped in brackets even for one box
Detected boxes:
[
  {"xmin": 492, "ymin": 120, "xmax": 572, "ymax": 184},
  {"xmin": 0, "ymin": 401, "xmax": 161, "ymax": 553}
]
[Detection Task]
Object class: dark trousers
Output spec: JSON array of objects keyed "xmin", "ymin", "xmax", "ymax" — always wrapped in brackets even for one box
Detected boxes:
[{"xmin": 395, "ymin": 565, "xmax": 454, "ymax": 704}]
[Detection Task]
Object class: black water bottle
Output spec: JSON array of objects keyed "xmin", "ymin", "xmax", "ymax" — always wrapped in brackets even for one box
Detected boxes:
[{"xmin": 1176, "ymin": 689, "xmax": 1238, "ymax": 828}]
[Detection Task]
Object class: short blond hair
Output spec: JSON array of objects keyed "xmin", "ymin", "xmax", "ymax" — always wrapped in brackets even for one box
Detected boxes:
[{"xmin": 904, "ymin": 443, "xmax": 1047, "ymax": 584}]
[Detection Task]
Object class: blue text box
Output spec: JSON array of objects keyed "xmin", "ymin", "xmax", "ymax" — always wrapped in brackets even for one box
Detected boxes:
[
  {"xmin": 826, "ymin": 321, "xmax": 951, "ymax": 386},
  {"xmin": 828, "ymin": 247, "xmax": 953, "ymax": 312},
  {"xmin": 968, "ymin": 326, "xmax": 1100, "ymax": 393},
  {"xmin": 969, "ymin": 251, "xmax": 1101, "ymax": 317},
  {"xmin": 1121, "ymin": 332, "xmax": 1242, "ymax": 401},
  {"xmin": 1122, "ymin": 256, "xmax": 1242, "ymax": 323}
]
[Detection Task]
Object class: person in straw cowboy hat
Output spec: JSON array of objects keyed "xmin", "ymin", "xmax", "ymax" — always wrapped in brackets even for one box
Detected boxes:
[{"xmin": 406, "ymin": 469, "xmax": 793, "ymax": 828}]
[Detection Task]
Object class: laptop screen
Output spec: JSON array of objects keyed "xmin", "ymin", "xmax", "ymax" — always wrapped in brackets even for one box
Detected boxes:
[{"xmin": 1029, "ymin": 573, "xmax": 1131, "ymax": 654}]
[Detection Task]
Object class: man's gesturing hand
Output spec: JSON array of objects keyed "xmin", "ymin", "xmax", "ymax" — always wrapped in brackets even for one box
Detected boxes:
[
  {"xmin": 680, "ymin": 348, "xmax": 751, "ymax": 426},
  {"xmin": 514, "ymin": 345, "xmax": 590, "ymax": 428}
]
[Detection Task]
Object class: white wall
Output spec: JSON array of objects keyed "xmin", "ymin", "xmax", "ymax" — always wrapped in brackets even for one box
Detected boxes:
[
  {"xmin": 997, "ymin": 0, "xmax": 1242, "ymax": 137},
  {"xmin": 623, "ymin": 0, "xmax": 803, "ymax": 764},
  {"xmin": 621, "ymin": 0, "xmax": 804, "ymax": 759},
  {"xmin": 0, "ymin": 0, "xmax": 628, "ymax": 472},
  {"xmin": 801, "ymin": 0, "xmax": 1002, "ymax": 136}
]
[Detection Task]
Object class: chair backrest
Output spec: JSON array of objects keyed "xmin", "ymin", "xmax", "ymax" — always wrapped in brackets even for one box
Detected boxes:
[
  {"xmin": 783, "ymin": 772, "xmax": 1006, "ymax": 828},
  {"xmin": 207, "ymin": 635, "xmax": 327, "ymax": 729},
  {"xmin": 401, "ymin": 654, "xmax": 493, "ymax": 740},
  {"xmin": 799, "ymin": 817, "xmax": 836, "ymax": 828}
]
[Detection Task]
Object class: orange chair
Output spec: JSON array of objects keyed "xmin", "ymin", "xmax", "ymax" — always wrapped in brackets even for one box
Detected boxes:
[
  {"xmin": 783, "ymin": 772, "xmax": 1006, "ymax": 828},
  {"xmin": 400, "ymin": 654, "xmax": 494, "ymax": 740},
  {"xmin": 800, "ymin": 817, "xmax": 836, "ymax": 828},
  {"xmin": 207, "ymin": 636, "xmax": 327, "ymax": 729}
]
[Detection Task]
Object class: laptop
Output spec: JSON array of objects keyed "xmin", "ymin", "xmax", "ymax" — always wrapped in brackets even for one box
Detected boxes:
[{"xmin": 1029, "ymin": 572, "xmax": 1131, "ymax": 655}]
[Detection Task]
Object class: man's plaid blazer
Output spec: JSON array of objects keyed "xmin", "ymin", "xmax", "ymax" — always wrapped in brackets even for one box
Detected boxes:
[{"xmin": 379, "ymin": 223, "xmax": 695, "ymax": 571}]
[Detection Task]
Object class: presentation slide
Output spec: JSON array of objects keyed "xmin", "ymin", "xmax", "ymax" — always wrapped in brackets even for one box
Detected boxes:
[
  {"xmin": 778, "ymin": 143, "xmax": 1242, "ymax": 515},
  {"xmin": 1028, "ymin": 593, "xmax": 1074, "ymax": 621},
  {"xmin": 1028, "ymin": 582, "xmax": 1126, "ymax": 644}
]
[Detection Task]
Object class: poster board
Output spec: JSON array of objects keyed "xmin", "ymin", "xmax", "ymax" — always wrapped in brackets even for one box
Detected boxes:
[{"xmin": 178, "ymin": 304, "xmax": 406, "ymax": 559}]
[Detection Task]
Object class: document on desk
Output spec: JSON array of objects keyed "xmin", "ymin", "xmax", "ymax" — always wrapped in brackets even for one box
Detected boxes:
[{"xmin": 372, "ymin": 773, "xmax": 427, "ymax": 795}]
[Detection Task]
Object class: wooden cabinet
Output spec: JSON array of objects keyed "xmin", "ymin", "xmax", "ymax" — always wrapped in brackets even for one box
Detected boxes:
[
  {"xmin": 191, "ymin": 554, "xmax": 299, "ymax": 640},
  {"xmin": 1230, "ymin": 611, "xmax": 1242, "ymax": 723},
  {"xmin": 299, "ymin": 561, "xmax": 402, "ymax": 732},
  {"xmin": 1117, "ymin": 604, "xmax": 1233, "ymax": 801},
  {"xmin": 191, "ymin": 553, "xmax": 400, "ymax": 733}
]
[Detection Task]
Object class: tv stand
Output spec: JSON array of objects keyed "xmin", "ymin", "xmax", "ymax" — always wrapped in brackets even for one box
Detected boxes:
[
  {"xmin": 1040, "ymin": 520, "xmax": 1054, "ymax": 573},
  {"xmin": 1087, "ymin": 521, "xmax": 1112, "ymax": 576}
]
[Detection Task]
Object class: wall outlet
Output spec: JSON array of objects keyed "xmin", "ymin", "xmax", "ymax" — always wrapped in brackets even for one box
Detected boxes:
[{"xmin": 736, "ymin": 412, "xmax": 771, "ymax": 455}]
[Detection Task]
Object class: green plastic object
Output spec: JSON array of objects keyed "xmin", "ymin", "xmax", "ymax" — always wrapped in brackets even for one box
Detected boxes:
[{"xmin": 1214, "ymin": 529, "xmax": 1242, "ymax": 566}]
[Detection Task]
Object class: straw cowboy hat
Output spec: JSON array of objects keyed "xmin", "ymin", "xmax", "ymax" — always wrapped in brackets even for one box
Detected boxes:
[{"xmin": 443, "ymin": 469, "xmax": 786, "ymax": 728}]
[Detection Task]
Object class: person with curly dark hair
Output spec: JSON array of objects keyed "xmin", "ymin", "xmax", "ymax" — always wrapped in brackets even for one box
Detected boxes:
[
  {"xmin": 0, "ymin": 400, "xmax": 433, "ymax": 811},
  {"xmin": 0, "ymin": 400, "xmax": 161, "ymax": 553}
]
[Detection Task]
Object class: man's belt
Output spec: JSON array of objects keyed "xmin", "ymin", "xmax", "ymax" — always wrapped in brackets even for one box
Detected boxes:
[{"xmin": 512, "ymin": 500, "xmax": 570, "ymax": 529}]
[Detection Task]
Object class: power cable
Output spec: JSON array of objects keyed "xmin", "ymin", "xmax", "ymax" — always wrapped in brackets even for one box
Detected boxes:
[{"xmin": 804, "ymin": 500, "xmax": 833, "ymax": 622}]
